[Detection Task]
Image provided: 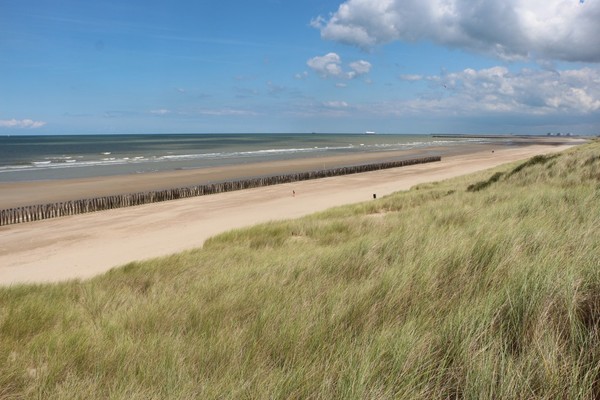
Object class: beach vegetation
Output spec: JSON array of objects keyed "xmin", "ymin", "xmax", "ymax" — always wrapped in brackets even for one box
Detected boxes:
[
  {"xmin": 1, "ymin": 142, "xmax": 599, "ymax": 398},
  {"xmin": 466, "ymin": 171, "xmax": 505, "ymax": 192}
]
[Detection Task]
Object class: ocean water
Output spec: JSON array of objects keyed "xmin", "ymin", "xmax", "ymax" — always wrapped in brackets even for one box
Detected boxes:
[{"xmin": 0, "ymin": 133, "xmax": 493, "ymax": 182}]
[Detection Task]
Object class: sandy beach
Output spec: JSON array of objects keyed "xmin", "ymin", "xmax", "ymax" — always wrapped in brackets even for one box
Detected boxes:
[{"xmin": 0, "ymin": 139, "xmax": 582, "ymax": 285}]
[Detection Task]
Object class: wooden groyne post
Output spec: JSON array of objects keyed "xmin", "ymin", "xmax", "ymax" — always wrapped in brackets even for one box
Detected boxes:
[{"xmin": 0, "ymin": 156, "xmax": 441, "ymax": 226}]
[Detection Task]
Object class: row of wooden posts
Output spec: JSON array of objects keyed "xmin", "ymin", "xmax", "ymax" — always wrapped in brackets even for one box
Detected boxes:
[{"xmin": 0, "ymin": 156, "xmax": 441, "ymax": 226}]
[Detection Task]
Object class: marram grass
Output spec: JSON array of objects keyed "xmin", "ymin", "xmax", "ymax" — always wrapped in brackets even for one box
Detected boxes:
[{"xmin": 1, "ymin": 142, "xmax": 599, "ymax": 399}]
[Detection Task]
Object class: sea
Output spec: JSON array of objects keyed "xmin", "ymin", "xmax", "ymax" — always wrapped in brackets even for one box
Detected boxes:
[{"xmin": 0, "ymin": 133, "xmax": 497, "ymax": 182}]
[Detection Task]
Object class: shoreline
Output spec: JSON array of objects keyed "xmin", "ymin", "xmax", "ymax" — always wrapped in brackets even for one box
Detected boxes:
[
  {"xmin": 0, "ymin": 139, "xmax": 583, "ymax": 285},
  {"xmin": 0, "ymin": 156, "xmax": 442, "ymax": 226},
  {"xmin": 0, "ymin": 149, "xmax": 445, "ymax": 210},
  {"xmin": 0, "ymin": 137, "xmax": 582, "ymax": 209}
]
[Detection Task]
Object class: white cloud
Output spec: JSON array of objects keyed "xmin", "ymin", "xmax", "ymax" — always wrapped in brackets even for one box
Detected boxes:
[
  {"xmin": 349, "ymin": 60, "xmax": 372, "ymax": 75},
  {"xmin": 356, "ymin": 66, "xmax": 600, "ymax": 119},
  {"xmin": 150, "ymin": 109, "xmax": 171, "ymax": 115},
  {"xmin": 307, "ymin": 53, "xmax": 372, "ymax": 80},
  {"xmin": 314, "ymin": 0, "xmax": 600, "ymax": 62},
  {"xmin": 148, "ymin": 108, "xmax": 260, "ymax": 117},
  {"xmin": 439, "ymin": 66, "xmax": 600, "ymax": 114},
  {"xmin": 294, "ymin": 71, "xmax": 309, "ymax": 80},
  {"xmin": 400, "ymin": 74, "xmax": 423, "ymax": 81},
  {"xmin": 197, "ymin": 108, "xmax": 259, "ymax": 116},
  {"xmin": 324, "ymin": 101, "xmax": 350, "ymax": 108},
  {"xmin": 0, "ymin": 118, "xmax": 47, "ymax": 129},
  {"xmin": 307, "ymin": 53, "xmax": 343, "ymax": 78}
]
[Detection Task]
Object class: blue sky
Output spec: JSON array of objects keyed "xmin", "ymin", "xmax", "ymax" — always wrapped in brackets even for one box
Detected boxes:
[{"xmin": 1, "ymin": 0, "xmax": 599, "ymax": 135}]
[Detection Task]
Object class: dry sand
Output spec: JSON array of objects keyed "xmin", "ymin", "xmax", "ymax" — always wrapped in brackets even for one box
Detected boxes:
[{"xmin": 0, "ymin": 140, "xmax": 580, "ymax": 285}]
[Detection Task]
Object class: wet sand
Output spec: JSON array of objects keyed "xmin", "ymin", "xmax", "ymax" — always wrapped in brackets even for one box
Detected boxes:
[
  {"xmin": 0, "ymin": 138, "xmax": 582, "ymax": 285},
  {"xmin": 1, "ymin": 145, "xmax": 464, "ymax": 209}
]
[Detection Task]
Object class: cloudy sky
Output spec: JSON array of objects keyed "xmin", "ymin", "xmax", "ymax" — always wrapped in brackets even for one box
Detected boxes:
[{"xmin": 1, "ymin": 0, "xmax": 599, "ymax": 134}]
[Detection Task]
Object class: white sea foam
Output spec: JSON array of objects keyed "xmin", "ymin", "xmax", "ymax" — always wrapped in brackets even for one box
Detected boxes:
[{"xmin": 0, "ymin": 135, "xmax": 493, "ymax": 179}]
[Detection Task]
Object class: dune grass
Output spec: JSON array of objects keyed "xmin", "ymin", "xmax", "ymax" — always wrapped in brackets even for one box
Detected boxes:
[{"xmin": 1, "ymin": 141, "xmax": 599, "ymax": 399}]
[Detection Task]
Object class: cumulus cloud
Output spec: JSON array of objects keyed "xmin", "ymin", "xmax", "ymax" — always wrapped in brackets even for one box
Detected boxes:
[
  {"xmin": 0, "ymin": 118, "xmax": 46, "ymax": 129},
  {"xmin": 307, "ymin": 53, "xmax": 372, "ymax": 80},
  {"xmin": 387, "ymin": 66, "xmax": 600, "ymax": 116},
  {"xmin": 307, "ymin": 53, "xmax": 344, "ymax": 78},
  {"xmin": 313, "ymin": 0, "xmax": 600, "ymax": 62},
  {"xmin": 349, "ymin": 60, "xmax": 372, "ymax": 74}
]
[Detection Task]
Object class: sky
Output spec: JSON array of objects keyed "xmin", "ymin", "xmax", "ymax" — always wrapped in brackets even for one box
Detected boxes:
[{"xmin": 1, "ymin": 0, "xmax": 599, "ymax": 135}]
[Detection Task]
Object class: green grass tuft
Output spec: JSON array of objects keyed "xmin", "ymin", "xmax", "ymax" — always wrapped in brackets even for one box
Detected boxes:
[
  {"xmin": 506, "ymin": 153, "xmax": 559, "ymax": 178},
  {"xmin": 1, "ymin": 142, "xmax": 599, "ymax": 399},
  {"xmin": 466, "ymin": 171, "xmax": 505, "ymax": 192}
]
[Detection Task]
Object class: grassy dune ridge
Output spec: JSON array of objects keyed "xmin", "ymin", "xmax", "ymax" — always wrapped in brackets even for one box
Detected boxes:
[{"xmin": 1, "ymin": 142, "xmax": 599, "ymax": 399}]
